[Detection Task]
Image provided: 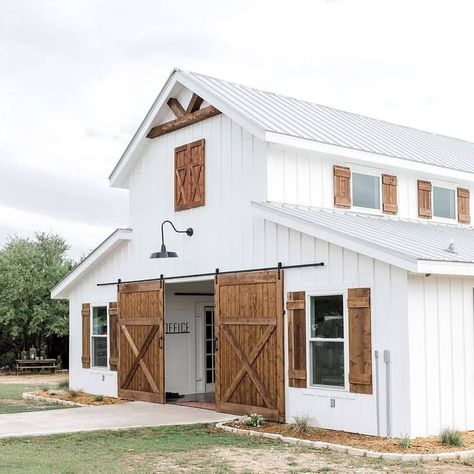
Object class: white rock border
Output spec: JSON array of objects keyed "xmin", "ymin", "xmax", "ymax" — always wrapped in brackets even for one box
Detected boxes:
[
  {"xmin": 22, "ymin": 392, "xmax": 87, "ymax": 408},
  {"xmin": 216, "ymin": 422, "xmax": 474, "ymax": 462}
]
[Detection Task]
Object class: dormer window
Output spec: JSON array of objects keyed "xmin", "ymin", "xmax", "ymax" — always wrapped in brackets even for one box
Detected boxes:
[
  {"xmin": 433, "ymin": 186, "xmax": 456, "ymax": 220},
  {"xmin": 352, "ymin": 173, "xmax": 380, "ymax": 210}
]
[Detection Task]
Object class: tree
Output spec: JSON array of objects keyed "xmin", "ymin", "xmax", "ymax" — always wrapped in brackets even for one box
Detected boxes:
[{"xmin": 0, "ymin": 233, "xmax": 74, "ymax": 368}]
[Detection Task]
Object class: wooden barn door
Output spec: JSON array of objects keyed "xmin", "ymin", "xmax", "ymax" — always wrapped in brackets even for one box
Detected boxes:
[
  {"xmin": 117, "ymin": 281, "xmax": 165, "ymax": 403},
  {"xmin": 215, "ymin": 270, "xmax": 284, "ymax": 421}
]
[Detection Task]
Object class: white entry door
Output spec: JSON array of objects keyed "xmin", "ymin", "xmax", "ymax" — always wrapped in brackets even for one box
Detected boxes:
[{"xmin": 204, "ymin": 306, "xmax": 216, "ymax": 392}]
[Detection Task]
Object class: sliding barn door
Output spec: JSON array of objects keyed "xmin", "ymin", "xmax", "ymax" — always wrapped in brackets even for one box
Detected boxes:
[
  {"xmin": 215, "ymin": 270, "xmax": 285, "ymax": 421},
  {"xmin": 117, "ymin": 281, "xmax": 165, "ymax": 403}
]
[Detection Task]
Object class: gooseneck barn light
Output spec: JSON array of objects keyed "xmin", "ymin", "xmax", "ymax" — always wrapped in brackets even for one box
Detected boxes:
[{"xmin": 150, "ymin": 220, "xmax": 193, "ymax": 259}]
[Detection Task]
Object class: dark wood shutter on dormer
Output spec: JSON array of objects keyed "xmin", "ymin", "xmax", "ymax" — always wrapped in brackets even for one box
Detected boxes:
[
  {"xmin": 333, "ymin": 166, "xmax": 351, "ymax": 208},
  {"xmin": 174, "ymin": 139, "xmax": 205, "ymax": 211},
  {"xmin": 287, "ymin": 291, "xmax": 307, "ymax": 388},
  {"xmin": 382, "ymin": 174, "xmax": 398, "ymax": 214},
  {"xmin": 418, "ymin": 180, "xmax": 432, "ymax": 218},
  {"xmin": 457, "ymin": 188, "xmax": 470, "ymax": 224},
  {"xmin": 81, "ymin": 303, "xmax": 91, "ymax": 368},
  {"xmin": 348, "ymin": 288, "xmax": 372, "ymax": 394}
]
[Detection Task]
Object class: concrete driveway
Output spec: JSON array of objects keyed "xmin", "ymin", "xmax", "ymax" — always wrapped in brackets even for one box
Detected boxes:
[{"xmin": 0, "ymin": 402, "xmax": 236, "ymax": 438}]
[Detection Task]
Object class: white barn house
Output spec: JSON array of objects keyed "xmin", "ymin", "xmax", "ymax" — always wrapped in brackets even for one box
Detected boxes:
[{"xmin": 52, "ymin": 69, "xmax": 474, "ymax": 438}]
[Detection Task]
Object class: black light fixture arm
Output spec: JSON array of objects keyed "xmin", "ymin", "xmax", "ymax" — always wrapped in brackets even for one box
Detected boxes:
[{"xmin": 160, "ymin": 220, "xmax": 193, "ymax": 252}]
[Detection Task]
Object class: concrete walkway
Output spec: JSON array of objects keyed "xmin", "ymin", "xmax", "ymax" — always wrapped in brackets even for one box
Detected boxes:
[{"xmin": 0, "ymin": 402, "xmax": 236, "ymax": 438}]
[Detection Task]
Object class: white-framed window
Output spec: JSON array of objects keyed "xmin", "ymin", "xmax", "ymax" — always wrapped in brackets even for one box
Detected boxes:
[
  {"xmin": 309, "ymin": 293, "xmax": 346, "ymax": 388},
  {"xmin": 91, "ymin": 305, "xmax": 108, "ymax": 368},
  {"xmin": 352, "ymin": 172, "xmax": 381, "ymax": 211},
  {"xmin": 432, "ymin": 185, "xmax": 456, "ymax": 220}
]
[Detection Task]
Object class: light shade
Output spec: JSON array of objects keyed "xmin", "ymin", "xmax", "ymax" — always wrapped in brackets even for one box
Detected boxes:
[
  {"xmin": 150, "ymin": 244, "xmax": 178, "ymax": 259},
  {"xmin": 150, "ymin": 250, "xmax": 178, "ymax": 258}
]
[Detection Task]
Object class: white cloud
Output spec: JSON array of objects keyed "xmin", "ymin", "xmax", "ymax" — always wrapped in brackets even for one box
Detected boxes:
[{"xmin": 1, "ymin": 0, "xmax": 474, "ymax": 258}]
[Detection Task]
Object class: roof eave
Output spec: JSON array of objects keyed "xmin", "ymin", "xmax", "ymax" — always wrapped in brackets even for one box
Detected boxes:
[
  {"xmin": 251, "ymin": 201, "xmax": 419, "ymax": 273},
  {"xmin": 109, "ymin": 69, "xmax": 266, "ymax": 189},
  {"xmin": 51, "ymin": 228, "xmax": 133, "ymax": 299},
  {"xmin": 415, "ymin": 260, "xmax": 474, "ymax": 276},
  {"xmin": 265, "ymin": 132, "xmax": 474, "ymax": 184}
]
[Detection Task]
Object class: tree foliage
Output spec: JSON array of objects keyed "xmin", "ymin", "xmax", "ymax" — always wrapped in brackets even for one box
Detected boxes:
[{"xmin": 0, "ymin": 233, "xmax": 74, "ymax": 368}]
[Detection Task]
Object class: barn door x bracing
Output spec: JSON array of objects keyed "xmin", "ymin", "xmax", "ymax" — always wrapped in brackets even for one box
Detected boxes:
[
  {"xmin": 117, "ymin": 281, "xmax": 165, "ymax": 403},
  {"xmin": 215, "ymin": 270, "xmax": 285, "ymax": 421}
]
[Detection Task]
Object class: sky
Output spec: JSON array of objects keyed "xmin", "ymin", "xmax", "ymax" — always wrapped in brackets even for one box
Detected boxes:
[{"xmin": 1, "ymin": 0, "xmax": 474, "ymax": 259}]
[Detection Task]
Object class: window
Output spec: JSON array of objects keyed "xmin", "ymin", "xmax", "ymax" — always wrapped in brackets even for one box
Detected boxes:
[
  {"xmin": 352, "ymin": 173, "xmax": 380, "ymax": 210},
  {"xmin": 91, "ymin": 306, "xmax": 108, "ymax": 368},
  {"xmin": 433, "ymin": 186, "xmax": 456, "ymax": 219},
  {"xmin": 310, "ymin": 295, "xmax": 345, "ymax": 387}
]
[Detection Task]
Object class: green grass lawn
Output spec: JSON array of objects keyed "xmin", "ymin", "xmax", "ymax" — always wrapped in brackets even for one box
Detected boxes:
[
  {"xmin": 0, "ymin": 382, "xmax": 68, "ymax": 414},
  {"xmin": 0, "ymin": 425, "xmax": 472, "ymax": 474}
]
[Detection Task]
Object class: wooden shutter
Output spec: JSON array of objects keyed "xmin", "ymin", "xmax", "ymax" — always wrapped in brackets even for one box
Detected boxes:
[
  {"xmin": 348, "ymin": 288, "xmax": 372, "ymax": 394},
  {"xmin": 174, "ymin": 139, "xmax": 205, "ymax": 211},
  {"xmin": 109, "ymin": 302, "xmax": 118, "ymax": 371},
  {"xmin": 418, "ymin": 180, "xmax": 432, "ymax": 218},
  {"xmin": 457, "ymin": 188, "xmax": 470, "ymax": 224},
  {"xmin": 382, "ymin": 174, "xmax": 398, "ymax": 214},
  {"xmin": 334, "ymin": 165, "xmax": 351, "ymax": 208},
  {"xmin": 287, "ymin": 291, "xmax": 307, "ymax": 388},
  {"xmin": 81, "ymin": 303, "xmax": 90, "ymax": 368}
]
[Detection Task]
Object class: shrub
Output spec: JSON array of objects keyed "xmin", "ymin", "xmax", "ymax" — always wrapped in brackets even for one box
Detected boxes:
[
  {"xmin": 68, "ymin": 389, "xmax": 84, "ymax": 399},
  {"xmin": 243, "ymin": 413, "xmax": 264, "ymax": 427},
  {"xmin": 94, "ymin": 395, "xmax": 104, "ymax": 402},
  {"xmin": 440, "ymin": 427, "xmax": 463, "ymax": 446},
  {"xmin": 291, "ymin": 415, "xmax": 312, "ymax": 434},
  {"xmin": 398, "ymin": 435, "xmax": 411, "ymax": 449},
  {"xmin": 40, "ymin": 386, "xmax": 49, "ymax": 393},
  {"xmin": 57, "ymin": 380, "xmax": 68, "ymax": 390}
]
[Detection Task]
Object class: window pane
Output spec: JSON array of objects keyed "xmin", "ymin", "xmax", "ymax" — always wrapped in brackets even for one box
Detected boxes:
[
  {"xmin": 353, "ymin": 173, "xmax": 380, "ymax": 209},
  {"xmin": 92, "ymin": 337, "xmax": 107, "ymax": 367},
  {"xmin": 92, "ymin": 306, "xmax": 107, "ymax": 336},
  {"xmin": 311, "ymin": 295, "xmax": 344, "ymax": 338},
  {"xmin": 311, "ymin": 341, "xmax": 344, "ymax": 387},
  {"xmin": 433, "ymin": 187, "xmax": 455, "ymax": 219}
]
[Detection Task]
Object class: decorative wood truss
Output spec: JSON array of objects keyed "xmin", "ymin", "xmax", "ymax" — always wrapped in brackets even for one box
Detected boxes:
[{"xmin": 147, "ymin": 93, "xmax": 221, "ymax": 139}]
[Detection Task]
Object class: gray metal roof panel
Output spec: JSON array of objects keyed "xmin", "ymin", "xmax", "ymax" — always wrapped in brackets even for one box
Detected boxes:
[
  {"xmin": 258, "ymin": 202, "xmax": 474, "ymax": 263},
  {"xmin": 184, "ymin": 71, "xmax": 474, "ymax": 174}
]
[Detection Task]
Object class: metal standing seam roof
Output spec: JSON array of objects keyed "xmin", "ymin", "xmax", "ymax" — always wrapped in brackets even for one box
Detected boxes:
[
  {"xmin": 181, "ymin": 70, "xmax": 474, "ymax": 174},
  {"xmin": 256, "ymin": 201, "xmax": 474, "ymax": 263}
]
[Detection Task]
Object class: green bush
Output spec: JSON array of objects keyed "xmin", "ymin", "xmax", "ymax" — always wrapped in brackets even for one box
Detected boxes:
[
  {"xmin": 440, "ymin": 427, "xmax": 463, "ymax": 446},
  {"xmin": 57, "ymin": 380, "xmax": 69, "ymax": 390},
  {"xmin": 398, "ymin": 435, "xmax": 411, "ymax": 449},
  {"xmin": 94, "ymin": 395, "xmax": 104, "ymax": 402},
  {"xmin": 243, "ymin": 413, "xmax": 264, "ymax": 427},
  {"xmin": 291, "ymin": 415, "xmax": 312, "ymax": 434}
]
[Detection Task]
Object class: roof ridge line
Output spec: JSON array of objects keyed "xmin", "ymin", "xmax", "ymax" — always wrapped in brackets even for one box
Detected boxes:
[{"xmin": 184, "ymin": 70, "xmax": 474, "ymax": 147}]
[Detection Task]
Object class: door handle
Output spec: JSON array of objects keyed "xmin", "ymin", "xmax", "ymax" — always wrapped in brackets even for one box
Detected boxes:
[
  {"xmin": 159, "ymin": 336, "xmax": 163, "ymax": 349},
  {"xmin": 215, "ymin": 336, "xmax": 218, "ymax": 352}
]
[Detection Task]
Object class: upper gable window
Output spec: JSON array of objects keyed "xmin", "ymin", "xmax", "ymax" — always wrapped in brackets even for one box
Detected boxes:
[
  {"xmin": 433, "ymin": 186, "xmax": 456, "ymax": 219},
  {"xmin": 175, "ymin": 139, "xmax": 205, "ymax": 211},
  {"xmin": 352, "ymin": 173, "xmax": 380, "ymax": 210}
]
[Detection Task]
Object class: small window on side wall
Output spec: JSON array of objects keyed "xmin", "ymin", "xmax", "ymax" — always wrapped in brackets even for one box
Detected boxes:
[
  {"xmin": 92, "ymin": 306, "xmax": 108, "ymax": 368},
  {"xmin": 433, "ymin": 186, "xmax": 456, "ymax": 220},
  {"xmin": 310, "ymin": 295, "xmax": 345, "ymax": 388},
  {"xmin": 352, "ymin": 173, "xmax": 380, "ymax": 210}
]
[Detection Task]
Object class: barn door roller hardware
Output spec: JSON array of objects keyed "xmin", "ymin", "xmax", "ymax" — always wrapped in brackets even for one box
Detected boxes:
[
  {"xmin": 97, "ymin": 261, "xmax": 324, "ymax": 287},
  {"xmin": 150, "ymin": 220, "xmax": 193, "ymax": 259}
]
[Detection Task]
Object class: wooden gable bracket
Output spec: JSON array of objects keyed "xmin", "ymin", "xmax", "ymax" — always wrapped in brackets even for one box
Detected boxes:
[{"xmin": 147, "ymin": 93, "xmax": 221, "ymax": 139}]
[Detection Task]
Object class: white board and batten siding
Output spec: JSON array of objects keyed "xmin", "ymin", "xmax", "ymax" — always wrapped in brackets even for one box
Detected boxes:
[
  {"xmin": 408, "ymin": 274, "xmax": 474, "ymax": 437},
  {"xmin": 267, "ymin": 143, "xmax": 474, "ymax": 222},
  {"xmin": 263, "ymin": 221, "xmax": 410, "ymax": 436}
]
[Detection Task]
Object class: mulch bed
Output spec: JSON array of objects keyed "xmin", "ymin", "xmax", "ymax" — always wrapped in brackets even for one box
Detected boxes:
[
  {"xmin": 229, "ymin": 421, "xmax": 474, "ymax": 454},
  {"xmin": 35, "ymin": 390, "xmax": 127, "ymax": 406}
]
